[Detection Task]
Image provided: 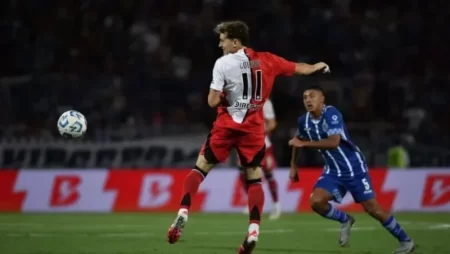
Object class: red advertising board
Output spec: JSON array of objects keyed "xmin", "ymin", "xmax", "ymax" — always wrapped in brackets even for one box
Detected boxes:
[{"xmin": 0, "ymin": 168, "xmax": 449, "ymax": 213}]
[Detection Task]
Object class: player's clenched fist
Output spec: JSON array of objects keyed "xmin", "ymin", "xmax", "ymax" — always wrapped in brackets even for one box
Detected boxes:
[
  {"xmin": 313, "ymin": 62, "xmax": 330, "ymax": 74},
  {"xmin": 219, "ymin": 94, "xmax": 228, "ymax": 106}
]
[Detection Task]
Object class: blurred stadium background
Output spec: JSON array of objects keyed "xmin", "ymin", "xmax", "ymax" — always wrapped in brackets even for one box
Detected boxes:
[{"xmin": 1, "ymin": 0, "xmax": 449, "ymax": 253}]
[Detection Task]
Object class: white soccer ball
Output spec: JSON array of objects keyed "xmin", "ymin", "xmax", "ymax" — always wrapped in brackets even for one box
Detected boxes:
[{"xmin": 57, "ymin": 110, "xmax": 87, "ymax": 139}]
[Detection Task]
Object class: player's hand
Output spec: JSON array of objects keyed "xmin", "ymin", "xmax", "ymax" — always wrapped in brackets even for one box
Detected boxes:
[
  {"xmin": 289, "ymin": 165, "xmax": 299, "ymax": 182},
  {"xmin": 219, "ymin": 94, "xmax": 228, "ymax": 106},
  {"xmin": 288, "ymin": 137, "xmax": 307, "ymax": 147},
  {"xmin": 313, "ymin": 62, "xmax": 330, "ymax": 74}
]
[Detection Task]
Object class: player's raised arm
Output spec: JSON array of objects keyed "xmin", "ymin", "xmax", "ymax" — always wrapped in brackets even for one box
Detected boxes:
[
  {"xmin": 208, "ymin": 59, "xmax": 226, "ymax": 108},
  {"xmin": 294, "ymin": 62, "xmax": 330, "ymax": 75},
  {"xmin": 268, "ymin": 53, "xmax": 330, "ymax": 77}
]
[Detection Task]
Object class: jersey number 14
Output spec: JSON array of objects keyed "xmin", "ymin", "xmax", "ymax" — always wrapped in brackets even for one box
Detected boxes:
[{"xmin": 241, "ymin": 70, "xmax": 262, "ymax": 101}]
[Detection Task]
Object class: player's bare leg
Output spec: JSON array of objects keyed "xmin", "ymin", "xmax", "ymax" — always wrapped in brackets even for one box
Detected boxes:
[
  {"xmin": 238, "ymin": 166, "xmax": 264, "ymax": 254},
  {"xmin": 310, "ymin": 188, "xmax": 355, "ymax": 246},
  {"xmin": 360, "ymin": 199, "xmax": 415, "ymax": 253},
  {"xmin": 167, "ymin": 155, "xmax": 214, "ymax": 244},
  {"xmin": 264, "ymin": 169, "xmax": 280, "ymax": 220}
]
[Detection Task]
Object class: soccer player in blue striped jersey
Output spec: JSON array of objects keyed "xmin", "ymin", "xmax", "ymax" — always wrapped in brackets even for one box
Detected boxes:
[{"xmin": 288, "ymin": 85, "xmax": 415, "ymax": 254}]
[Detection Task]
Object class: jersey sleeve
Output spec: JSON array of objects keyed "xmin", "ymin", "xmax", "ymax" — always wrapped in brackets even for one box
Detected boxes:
[
  {"xmin": 210, "ymin": 58, "xmax": 225, "ymax": 92},
  {"xmin": 263, "ymin": 100, "xmax": 275, "ymax": 120},
  {"xmin": 268, "ymin": 53, "xmax": 296, "ymax": 76},
  {"xmin": 324, "ymin": 106, "xmax": 344, "ymax": 136}
]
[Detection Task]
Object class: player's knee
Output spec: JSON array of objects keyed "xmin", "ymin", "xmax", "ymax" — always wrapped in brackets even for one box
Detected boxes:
[
  {"xmin": 245, "ymin": 166, "xmax": 263, "ymax": 180},
  {"xmin": 246, "ymin": 177, "xmax": 262, "ymax": 187},
  {"xmin": 361, "ymin": 199, "xmax": 384, "ymax": 218},
  {"xmin": 309, "ymin": 194, "xmax": 327, "ymax": 211},
  {"xmin": 195, "ymin": 155, "xmax": 215, "ymax": 173},
  {"xmin": 362, "ymin": 200, "xmax": 377, "ymax": 213},
  {"xmin": 263, "ymin": 170, "xmax": 273, "ymax": 180}
]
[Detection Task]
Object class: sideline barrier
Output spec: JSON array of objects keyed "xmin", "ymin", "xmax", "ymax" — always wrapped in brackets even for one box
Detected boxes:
[{"xmin": 0, "ymin": 168, "xmax": 449, "ymax": 212}]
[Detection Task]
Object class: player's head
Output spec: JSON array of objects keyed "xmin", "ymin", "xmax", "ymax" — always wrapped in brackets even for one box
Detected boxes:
[
  {"xmin": 214, "ymin": 20, "xmax": 249, "ymax": 55},
  {"xmin": 303, "ymin": 85, "xmax": 325, "ymax": 112}
]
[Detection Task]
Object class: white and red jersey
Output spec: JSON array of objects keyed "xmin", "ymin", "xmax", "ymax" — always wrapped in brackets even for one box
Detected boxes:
[
  {"xmin": 263, "ymin": 99, "xmax": 275, "ymax": 148},
  {"xmin": 210, "ymin": 48, "xmax": 295, "ymax": 134}
]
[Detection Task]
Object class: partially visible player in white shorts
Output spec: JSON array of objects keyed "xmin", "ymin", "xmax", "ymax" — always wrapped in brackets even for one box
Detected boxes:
[{"xmin": 238, "ymin": 99, "xmax": 281, "ymax": 220}]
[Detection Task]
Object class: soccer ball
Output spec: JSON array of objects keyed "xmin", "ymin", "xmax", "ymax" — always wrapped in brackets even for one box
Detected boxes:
[{"xmin": 57, "ymin": 110, "xmax": 87, "ymax": 139}]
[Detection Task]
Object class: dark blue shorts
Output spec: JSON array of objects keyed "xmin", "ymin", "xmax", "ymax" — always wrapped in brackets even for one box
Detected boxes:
[{"xmin": 313, "ymin": 173, "xmax": 376, "ymax": 203}]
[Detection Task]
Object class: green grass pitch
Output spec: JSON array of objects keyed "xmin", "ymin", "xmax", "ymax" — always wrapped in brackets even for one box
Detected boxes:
[{"xmin": 0, "ymin": 213, "xmax": 449, "ymax": 254}]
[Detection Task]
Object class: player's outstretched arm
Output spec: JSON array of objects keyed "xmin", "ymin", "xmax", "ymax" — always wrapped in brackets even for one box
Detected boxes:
[
  {"xmin": 300, "ymin": 106, "xmax": 343, "ymax": 149},
  {"xmin": 294, "ymin": 62, "xmax": 330, "ymax": 75},
  {"xmin": 290, "ymin": 134, "xmax": 340, "ymax": 149},
  {"xmin": 268, "ymin": 53, "xmax": 330, "ymax": 77}
]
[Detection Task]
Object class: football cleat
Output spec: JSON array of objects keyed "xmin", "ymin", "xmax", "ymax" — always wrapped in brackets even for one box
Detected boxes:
[
  {"xmin": 393, "ymin": 240, "xmax": 416, "ymax": 254},
  {"xmin": 339, "ymin": 214, "xmax": 355, "ymax": 246},
  {"xmin": 268, "ymin": 202, "xmax": 281, "ymax": 220},
  {"xmin": 167, "ymin": 210, "xmax": 188, "ymax": 244},
  {"xmin": 238, "ymin": 230, "xmax": 258, "ymax": 254},
  {"xmin": 242, "ymin": 205, "xmax": 249, "ymax": 215}
]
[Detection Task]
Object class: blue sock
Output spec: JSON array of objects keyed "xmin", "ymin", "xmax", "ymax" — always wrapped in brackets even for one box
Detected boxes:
[
  {"xmin": 320, "ymin": 203, "xmax": 349, "ymax": 223},
  {"xmin": 382, "ymin": 215, "xmax": 411, "ymax": 242}
]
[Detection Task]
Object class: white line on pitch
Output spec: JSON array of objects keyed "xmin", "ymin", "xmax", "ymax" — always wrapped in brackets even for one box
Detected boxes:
[{"xmin": 1, "ymin": 229, "xmax": 295, "ymax": 238}]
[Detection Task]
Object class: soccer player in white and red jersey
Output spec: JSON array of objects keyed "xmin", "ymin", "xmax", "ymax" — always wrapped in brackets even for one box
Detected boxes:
[
  {"xmin": 167, "ymin": 20, "xmax": 330, "ymax": 253},
  {"xmin": 239, "ymin": 99, "xmax": 282, "ymax": 220}
]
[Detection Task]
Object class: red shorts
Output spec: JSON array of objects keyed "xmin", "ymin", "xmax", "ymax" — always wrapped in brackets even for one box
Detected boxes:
[
  {"xmin": 236, "ymin": 146, "xmax": 277, "ymax": 171},
  {"xmin": 200, "ymin": 126, "xmax": 265, "ymax": 166}
]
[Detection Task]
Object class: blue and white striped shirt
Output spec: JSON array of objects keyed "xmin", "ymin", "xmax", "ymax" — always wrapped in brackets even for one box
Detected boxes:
[{"xmin": 297, "ymin": 105, "xmax": 367, "ymax": 178}]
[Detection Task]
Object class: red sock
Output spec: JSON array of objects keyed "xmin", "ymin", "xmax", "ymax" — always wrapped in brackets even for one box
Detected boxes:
[
  {"xmin": 267, "ymin": 177, "xmax": 279, "ymax": 203},
  {"xmin": 247, "ymin": 179, "xmax": 264, "ymax": 225},
  {"xmin": 179, "ymin": 169, "xmax": 206, "ymax": 210},
  {"xmin": 239, "ymin": 172, "xmax": 248, "ymax": 193}
]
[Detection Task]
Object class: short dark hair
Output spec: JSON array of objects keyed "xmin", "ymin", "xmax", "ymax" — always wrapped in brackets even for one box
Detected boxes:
[
  {"xmin": 214, "ymin": 20, "xmax": 250, "ymax": 46},
  {"xmin": 304, "ymin": 85, "xmax": 324, "ymax": 94}
]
